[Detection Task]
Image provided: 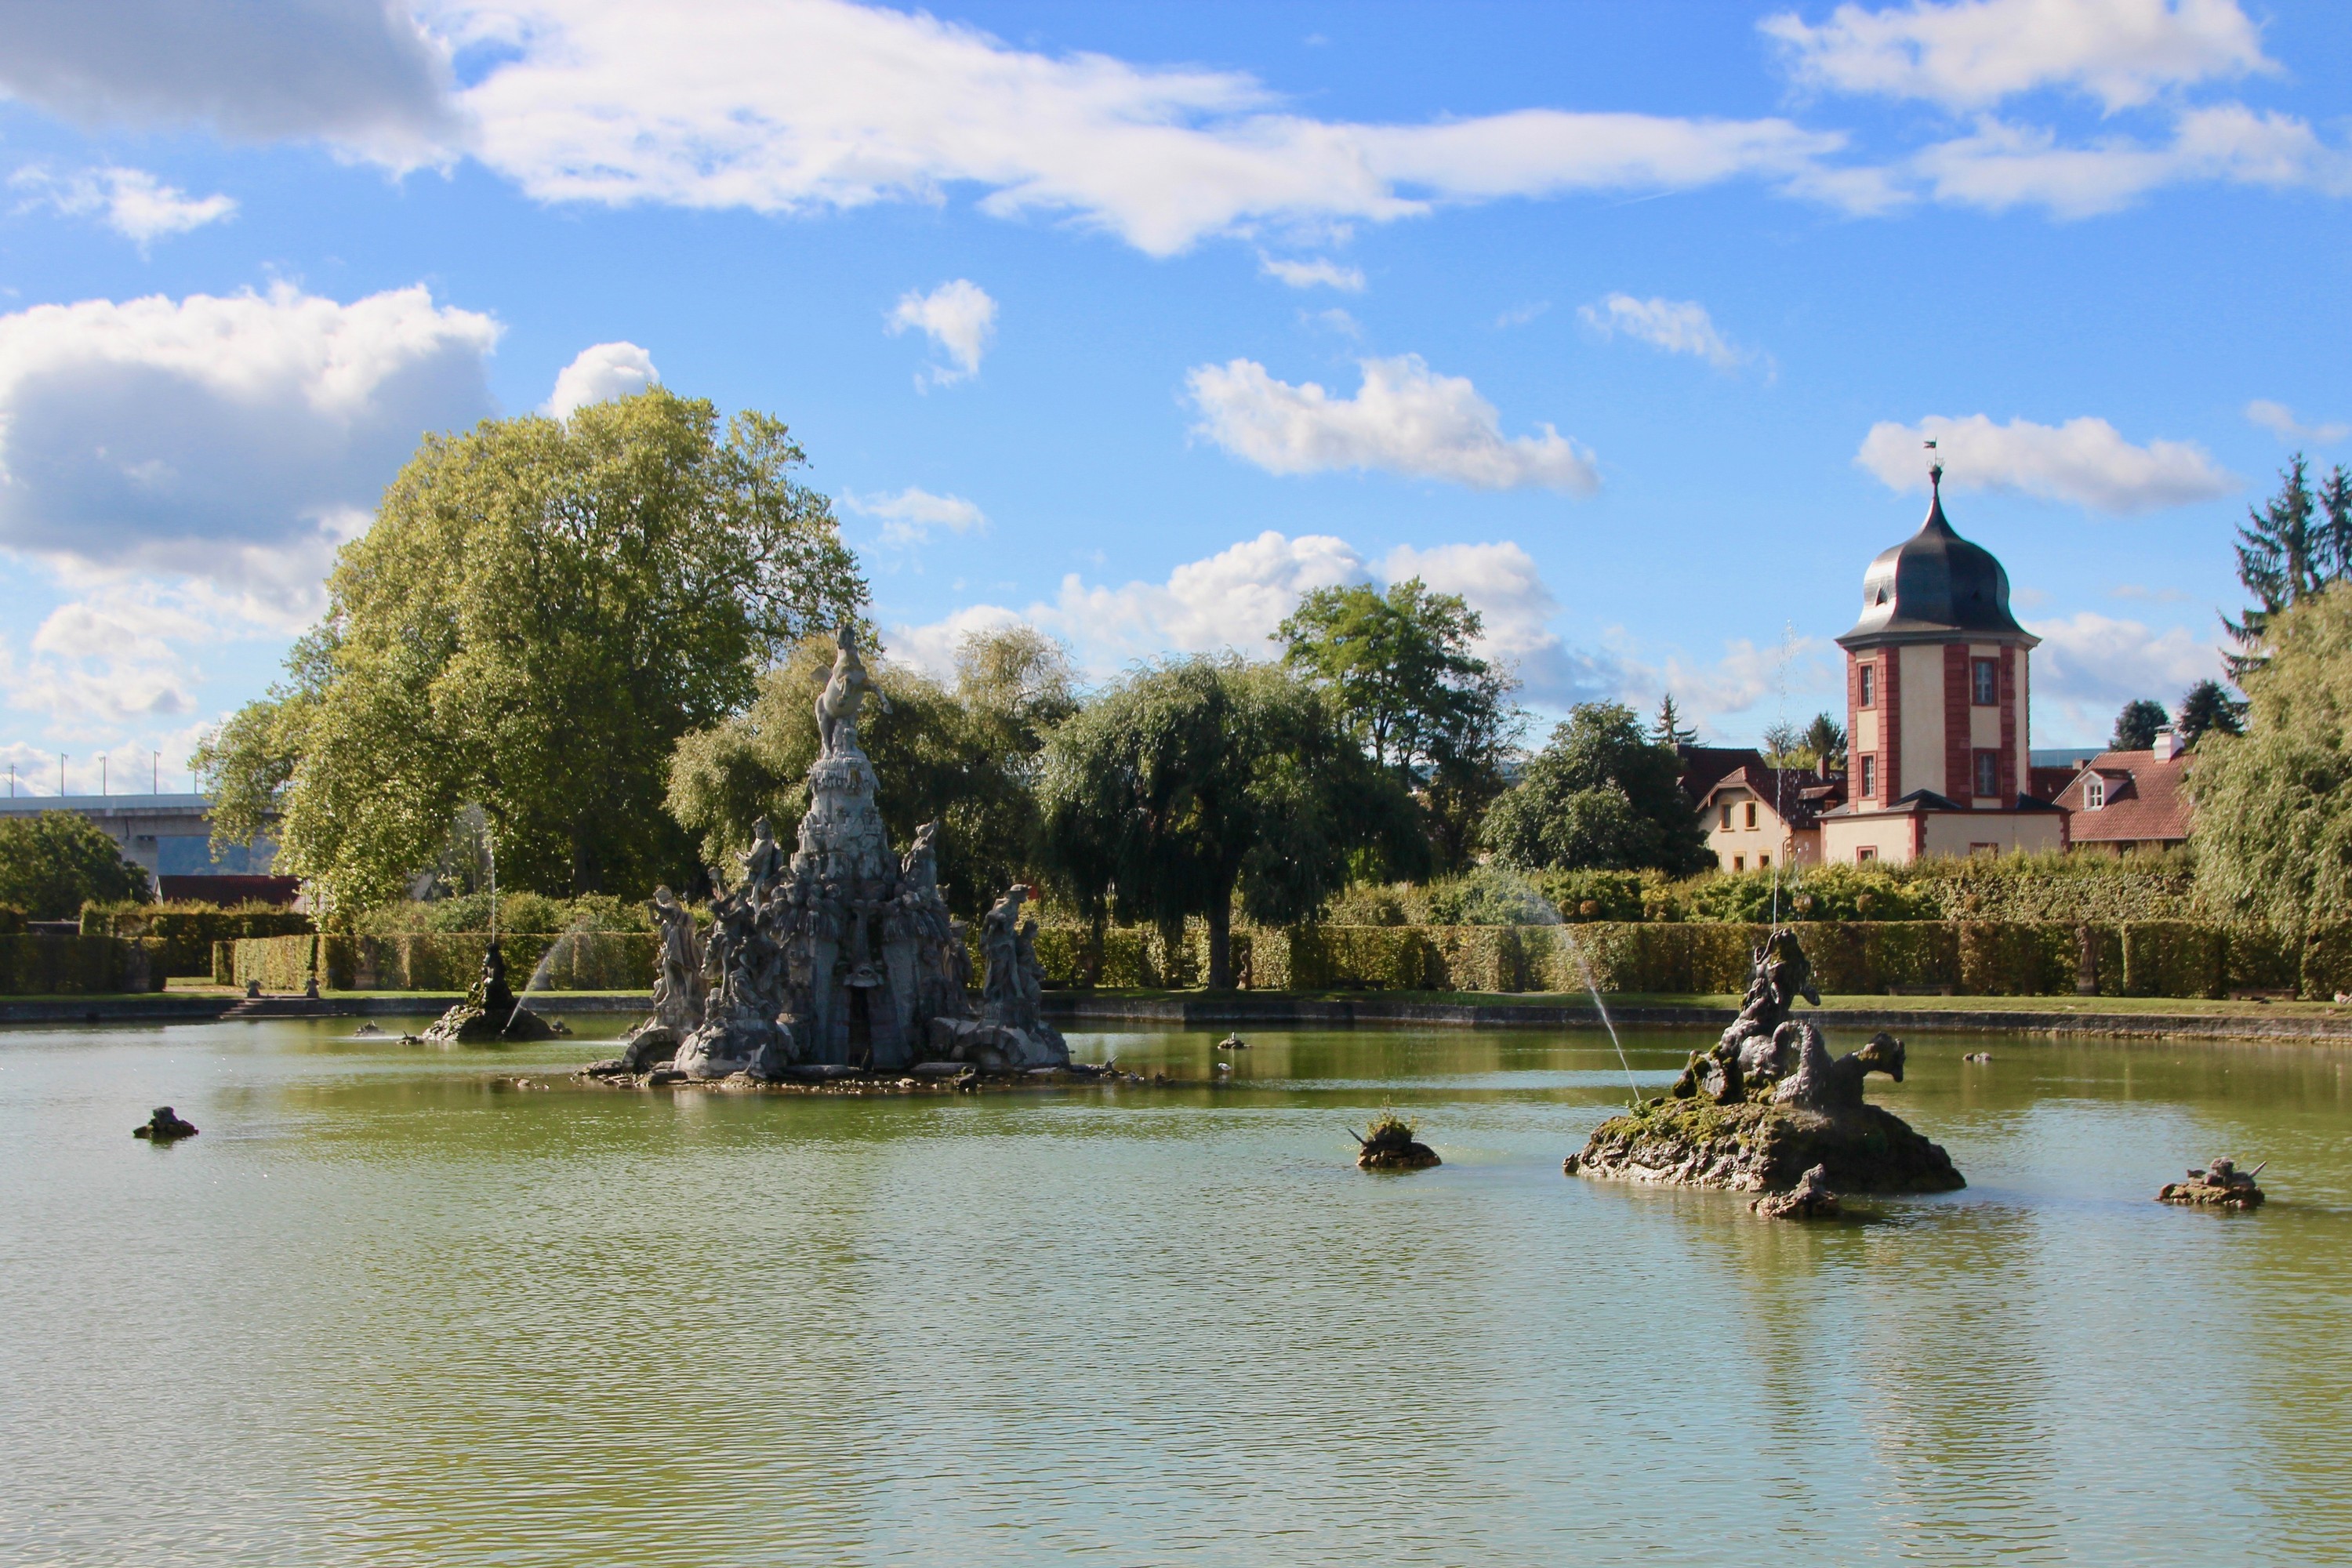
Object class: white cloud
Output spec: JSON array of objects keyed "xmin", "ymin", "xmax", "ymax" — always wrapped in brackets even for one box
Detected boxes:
[
  {"xmin": 2245, "ymin": 398, "xmax": 2350, "ymax": 446},
  {"xmin": 433, "ymin": 0, "xmax": 1853, "ymax": 254},
  {"xmin": 840, "ymin": 486, "xmax": 988, "ymax": 546},
  {"xmin": 887, "ymin": 278, "xmax": 996, "ymax": 386},
  {"xmin": 1578, "ymin": 293, "xmax": 1748, "ymax": 370},
  {"xmin": 1258, "ymin": 254, "xmax": 1366, "ymax": 292},
  {"xmin": 1857, "ymin": 412, "xmax": 2234, "ymax": 514},
  {"xmin": 0, "ymin": 579, "xmax": 273, "ymax": 738},
  {"xmin": 1911, "ymin": 104, "xmax": 2352, "ymax": 216},
  {"xmin": 2026, "ymin": 608, "xmax": 2220, "ymax": 734},
  {"xmin": 1761, "ymin": 0, "xmax": 2274, "ymax": 111},
  {"xmin": 0, "ymin": 282, "xmax": 501, "ymax": 612},
  {"xmin": 1185, "ymin": 354, "xmax": 1599, "ymax": 493},
  {"xmin": 0, "ymin": 0, "xmax": 458, "ymax": 162},
  {"xmin": 11, "ymin": 165, "xmax": 236, "ymax": 245},
  {"xmin": 543, "ymin": 339, "xmax": 657, "ymax": 417},
  {"xmin": 882, "ymin": 601, "xmax": 1029, "ymax": 680},
  {"xmin": 1377, "ymin": 540, "xmax": 1604, "ymax": 708}
]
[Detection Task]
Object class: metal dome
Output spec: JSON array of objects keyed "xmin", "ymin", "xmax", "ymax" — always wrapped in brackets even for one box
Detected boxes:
[{"xmin": 1837, "ymin": 474, "xmax": 2034, "ymax": 647}]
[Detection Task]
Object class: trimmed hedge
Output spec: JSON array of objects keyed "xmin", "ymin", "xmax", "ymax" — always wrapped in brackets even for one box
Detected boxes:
[
  {"xmin": 232, "ymin": 932, "xmax": 658, "ymax": 993},
  {"xmin": 82, "ymin": 902, "xmax": 312, "ymax": 978},
  {"xmin": 0, "ymin": 934, "xmax": 167, "ymax": 994}
]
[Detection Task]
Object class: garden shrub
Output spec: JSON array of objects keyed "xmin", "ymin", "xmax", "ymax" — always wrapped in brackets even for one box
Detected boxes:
[
  {"xmin": 2119, "ymin": 921, "xmax": 2224, "ymax": 999},
  {"xmin": 82, "ymin": 901, "xmax": 313, "ymax": 977},
  {"xmin": 0, "ymin": 934, "xmax": 166, "ymax": 994}
]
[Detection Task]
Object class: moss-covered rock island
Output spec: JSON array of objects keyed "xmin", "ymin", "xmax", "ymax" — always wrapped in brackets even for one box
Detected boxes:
[{"xmin": 1566, "ymin": 930, "xmax": 1964, "ymax": 1207}]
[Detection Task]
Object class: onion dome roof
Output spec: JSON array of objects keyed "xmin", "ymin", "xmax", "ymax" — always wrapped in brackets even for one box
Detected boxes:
[{"xmin": 1838, "ymin": 470, "xmax": 2034, "ymax": 647}]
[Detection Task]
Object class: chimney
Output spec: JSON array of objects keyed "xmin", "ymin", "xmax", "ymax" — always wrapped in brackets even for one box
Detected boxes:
[{"xmin": 2153, "ymin": 727, "xmax": 2183, "ymax": 761}]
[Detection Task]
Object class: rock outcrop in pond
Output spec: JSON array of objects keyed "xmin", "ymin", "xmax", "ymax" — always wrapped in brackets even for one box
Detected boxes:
[
  {"xmin": 412, "ymin": 942, "xmax": 564, "ymax": 1045},
  {"xmin": 133, "ymin": 1106, "xmax": 198, "ymax": 1141},
  {"xmin": 1356, "ymin": 1112, "xmax": 1439, "ymax": 1171},
  {"xmin": 2158, "ymin": 1158, "xmax": 2265, "ymax": 1209},
  {"xmin": 1567, "ymin": 931, "xmax": 1963, "ymax": 1207}
]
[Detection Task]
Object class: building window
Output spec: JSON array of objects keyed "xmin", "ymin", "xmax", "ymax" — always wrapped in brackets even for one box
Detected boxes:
[
  {"xmin": 1744, "ymin": 802, "xmax": 1758, "ymax": 829},
  {"xmin": 2084, "ymin": 776, "xmax": 2106, "ymax": 810},
  {"xmin": 1856, "ymin": 846, "xmax": 1878, "ymax": 862},
  {"xmin": 1973, "ymin": 657, "xmax": 1998, "ymax": 706},
  {"xmin": 1732, "ymin": 855, "xmax": 1744, "ymax": 871},
  {"xmin": 1860, "ymin": 755, "xmax": 1878, "ymax": 799},
  {"xmin": 1858, "ymin": 662, "xmax": 1876, "ymax": 708},
  {"xmin": 1974, "ymin": 749, "xmax": 2000, "ymax": 798},
  {"xmin": 1719, "ymin": 804, "xmax": 1733, "ymax": 830},
  {"xmin": 1759, "ymin": 853, "xmax": 1769, "ymax": 869}
]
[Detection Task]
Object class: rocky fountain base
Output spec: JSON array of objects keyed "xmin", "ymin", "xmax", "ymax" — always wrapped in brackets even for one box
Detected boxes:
[
  {"xmin": 1566, "ymin": 930, "xmax": 1965, "ymax": 1216},
  {"xmin": 408, "ymin": 942, "xmax": 566, "ymax": 1046}
]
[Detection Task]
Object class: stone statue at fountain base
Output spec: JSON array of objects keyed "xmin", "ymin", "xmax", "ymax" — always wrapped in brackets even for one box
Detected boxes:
[
  {"xmin": 413, "ymin": 942, "xmax": 563, "ymax": 1045},
  {"xmin": 1570, "ymin": 932, "xmax": 1962, "ymax": 1201}
]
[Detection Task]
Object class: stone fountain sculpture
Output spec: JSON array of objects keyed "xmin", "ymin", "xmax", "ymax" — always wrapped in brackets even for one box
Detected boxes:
[
  {"xmin": 666, "ymin": 626, "xmax": 1069, "ymax": 1080},
  {"xmin": 1567, "ymin": 927, "xmax": 1962, "ymax": 1210}
]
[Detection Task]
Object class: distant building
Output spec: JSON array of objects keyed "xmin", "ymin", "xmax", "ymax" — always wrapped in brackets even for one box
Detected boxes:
[
  {"xmin": 1694, "ymin": 759, "xmax": 1846, "ymax": 873},
  {"xmin": 0, "ymin": 792, "xmax": 296, "ymax": 904},
  {"xmin": 1816, "ymin": 464, "xmax": 2067, "ymax": 865},
  {"xmin": 2049, "ymin": 728, "xmax": 2194, "ymax": 853}
]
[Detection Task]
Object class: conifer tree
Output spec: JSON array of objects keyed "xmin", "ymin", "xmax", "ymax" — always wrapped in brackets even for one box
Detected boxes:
[
  {"xmin": 2227, "ymin": 454, "xmax": 2352, "ymax": 679},
  {"xmin": 1650, "ymin": 694, "xmax": 1697, "ymax": 748}
]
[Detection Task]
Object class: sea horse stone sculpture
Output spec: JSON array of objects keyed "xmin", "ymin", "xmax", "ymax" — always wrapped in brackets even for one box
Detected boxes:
[{"xmin": 815, "ymin": 623, "xmax": 887, "ymax": 758}]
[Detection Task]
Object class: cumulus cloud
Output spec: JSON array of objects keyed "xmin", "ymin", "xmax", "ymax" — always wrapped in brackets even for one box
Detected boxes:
[
  {"xmin": 2026, "ymin": 608, "xmax": 2221, "ymax": 734},
  {"xmin": 543, "ymin": 339, "xmax": 657, "ymax": 417},
  {"xmin": 2245, "ymin": 398, "xmax": 2350, "ymax": 446},
  {"xmin": 1578, "ymin": 293, "xmax": 1748, "ymax": 370},
  {"xmin": 1259, "ymin": 254, "xmax": 1366, "ymax": 292},
  {"xmin": 1186, "ymin": 354, "xmax": 1599, "ymax": 493},
  {"xmin": 1856, "ymin": 412, "xmax": 2233, "ymax": 514},
  {"xmin": 1761, "ymin": 0, "xmax": 2274, "ymax": 111},
  {"xmin": 887, "ymin": 278, "xmax": 996, "ymax": 386},
  {"xmin": 10, "ymin": 164, "xmax": 236, "ymax": 245},
  {"xmin": 1911, "ymin": 104, "xmax": 2352, "ymax": 216},
  {"xmin": 432, "ymin": 0, "xmax": 1851, "ymax": 254},
  {"xmin": 0, "ymin": 281, "xmax": 501, "ymax": 611},
  {"xmin": 840, "ymin": 486, "xmax": 988, "ymax": 546},
  {"xmin": 1377, "ymin": 540, "xmax": 1605, "ymax": 708},
  {"xmin": 0, "ymin": 0, "xmax": 458, "ymax": 162},
  {"xmin": 0, "ymin": 578, "xmax": 278, "ymax": 740}
]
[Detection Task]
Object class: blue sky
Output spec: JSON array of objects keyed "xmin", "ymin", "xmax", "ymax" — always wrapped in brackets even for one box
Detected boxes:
[{"xmin": 2, "ymin": 0, "xmax": 2347, "ymax": 797}]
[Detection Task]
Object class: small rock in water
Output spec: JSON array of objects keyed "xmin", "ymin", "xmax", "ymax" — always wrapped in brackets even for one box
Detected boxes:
[
  {"xmin": 1752, "ymin": 1163, "xmax": 1841, "ymax": 1220},
  {"xmin": 351, "ymin": 1022, "xmax": 387, "ymax": 1037},
  {"xmin": 1962, "ymin": 1051, "xmax": 1992, "ymax": 1063},
  {"xmin": 2158, "ymin": 1157, "xmax": 2266, "ymax": 1210},
  {"xmin": 132, "ymin": 1105, "xmax": 198, "ymax": 1142},
  {"xmin": 1355, "ymin": 1112, "xmax": 1439, "ymax": 1171},
  {"xmin": 1216, "ymin": 1033, "xmax": 1248, "ymax": 1051}
]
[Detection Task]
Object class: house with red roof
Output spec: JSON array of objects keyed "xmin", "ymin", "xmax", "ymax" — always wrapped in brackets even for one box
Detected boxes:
[{"xmin": 2047, "ymin": 728, "xmax": 2194, "ymax": 853}]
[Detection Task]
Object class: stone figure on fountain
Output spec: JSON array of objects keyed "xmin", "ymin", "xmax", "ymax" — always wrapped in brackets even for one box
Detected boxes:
[
  {"xmin": 1671, "ymin": 927, "xmax": 1821, "ymax": 1104},
  {"xmin": 666, "ymin": 625, "xmax": 1068, "ymax": 1080}
]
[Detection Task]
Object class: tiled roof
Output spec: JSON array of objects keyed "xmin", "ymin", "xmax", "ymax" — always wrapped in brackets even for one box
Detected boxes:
[
  {"xmin": 2054, "ymin": 748, "xmax": 2193, "ymax": 844},
  {"xmin": 1700, "ymin": 763, "xmax": 1845, "ymax": 829},
  {"xmin": 1676, "ymin": 745, "xmax": 1762, "ymax": 804},
  {"xmin": 1820, "ymin": 787, "xmax": 2065, "ymax": 818}
]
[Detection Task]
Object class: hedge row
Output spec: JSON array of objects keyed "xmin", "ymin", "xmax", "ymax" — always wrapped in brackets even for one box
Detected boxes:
[
  {"xmin": 0, "ymin": 935, "xmax": 168, "ymax": 995},
  {"xmin": 230, "ymin": 932, "xmax": 659, "ymax": 993},
  {"xmin": 1033, "ymin": 920, "xmax": 2351, "ymax": 1000},
  {"xmin": 82, "ymin": 902, "xmax": 313, "ymax": 978}
]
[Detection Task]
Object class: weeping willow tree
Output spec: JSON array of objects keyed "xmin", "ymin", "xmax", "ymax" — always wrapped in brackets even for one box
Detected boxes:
[{"xmin": 2191, "ymin": 581, "xmax": 2352, "ymax": 931}]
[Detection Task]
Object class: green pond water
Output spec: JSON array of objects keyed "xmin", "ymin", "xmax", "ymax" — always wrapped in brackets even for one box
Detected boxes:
[{"xmin": 3, "ymin": 1016, "xmax": 2350, "ymax": 1566}]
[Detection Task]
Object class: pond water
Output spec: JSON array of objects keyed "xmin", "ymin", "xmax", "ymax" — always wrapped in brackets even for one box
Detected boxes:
[{"xmin": 3, "ymin": 1017, "xmax": 2349, "ymax": 1566}]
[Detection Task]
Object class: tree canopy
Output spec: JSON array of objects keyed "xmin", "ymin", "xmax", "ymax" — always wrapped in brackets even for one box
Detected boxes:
[
  {"xmin": 2111, "ymin": 698, "xmax": 2169, "ymax": 752},
  {"xmin": 667, "ymin": 625, "xmax": 1075, "ymax": 917},
  {"xmin": 1277, "ymin": 577, "xmax": 1516, "ymax": 870},
  {"xmin": 1036, "ymin": 656, "xmax": 1418, "ymax": 986},
  {"xmin": 2190, "ymin": 581, "xmax": 2352, "ymax": 931},
  {"xmin": 1483, "ymin": 702, "xmax": 1714, "ymax": 875},
  {"xmin": 0, "ymin": 811, "xmax": 151, "ymax": 919},
  {"xmin": 2175, "ymin": 679, "xmax": 2245, "ymax": 747},
  {"xmin": 2226, "ymin": 454, "xmax": 2352, "ymax": 679},
  {"xmin": 198, "ymin": 389, "xmax": 866, "ymax": 909}
]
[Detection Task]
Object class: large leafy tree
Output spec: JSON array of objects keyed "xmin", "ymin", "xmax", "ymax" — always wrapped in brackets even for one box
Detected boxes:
[
  {"xmin": 1277, "ymin": 578, "xmax": 1517, "ymax": 871},
  {"xmin": 666, "ymin": 625, "xmax": 1074, "ymax": 917},
  {"xmin": 2111, "ymin": 699, "xmax": 2169, "ymax": 752},
  {"xmin": 1036, "ymin": 657, "xmax": 1417, "ymax": 988},
  {"xmin": 1483, "ymin": 702, "xmax": 1714, "ymax": 875},
  {"xmin": 2190, "ymin": 582, "xmax": 2352, "ymax": 931},
  {"xmin": 198, "ymin": 389, "xmax": 866, "ymax": 909},
  {"xmin": 0, "ymin": 812, "xmax": 152, "ymax": 919},
  {"xmin": 2226, "ymin": 454, "xmax": 2352, "ymax": 680}
]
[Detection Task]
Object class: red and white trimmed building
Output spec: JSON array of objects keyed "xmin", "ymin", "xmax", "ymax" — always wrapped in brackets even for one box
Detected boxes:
[{"xmin": 1817, "ymin": 468, "xmax": 2068, "ymax": 865}]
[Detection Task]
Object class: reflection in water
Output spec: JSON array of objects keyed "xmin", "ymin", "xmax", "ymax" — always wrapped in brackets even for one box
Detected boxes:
[{"xmin": 0, "ymin": 1018, "xmax": 2347, "ymax": 1565}]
